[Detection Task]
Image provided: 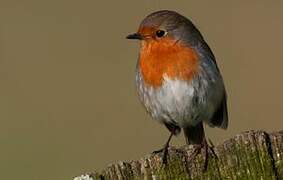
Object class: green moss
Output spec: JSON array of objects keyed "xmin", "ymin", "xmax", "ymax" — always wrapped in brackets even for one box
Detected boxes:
[
  {"xmin": 152, "ymin": 155, "xmax": 189, "ymax": 179},
  {"xmin": 96, "ymin": 133, "xmax": 282, "ymax": 180},
  {"xmin": 276, "ymin": 160, "xmax": 283, "ymax": 178},
  {"xmin": 221, "ymin": 141, "xmax": 276, "ymax": 180}
]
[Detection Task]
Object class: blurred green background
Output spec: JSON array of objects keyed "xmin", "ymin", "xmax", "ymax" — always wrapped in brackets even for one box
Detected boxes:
[{"xmin": 0, "ymin": 1, "xmax": 283, "ymax": 179}]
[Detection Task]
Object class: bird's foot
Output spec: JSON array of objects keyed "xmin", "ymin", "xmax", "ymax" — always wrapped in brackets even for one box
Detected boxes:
[
  {"xmin": 152, "ymin": 148, "xmax": 164, "ymax": 154},
  {"xmin": 152, "ymin": 146, "xmax": 169, "ymax": 165},
  {"xmin": 152, "ymin": 132, "xmax": 174, "ymax": 165},
  {"xmin": 207, "ymin": 138, "xmax": 218, "ymax": 159},
  {"xmin": 187, "ymin": 139, "xmax": 218, "ymax": 172}
]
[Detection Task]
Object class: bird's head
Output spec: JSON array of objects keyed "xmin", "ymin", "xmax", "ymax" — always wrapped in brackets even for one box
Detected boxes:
[
  {"xmin": 126, "ymin": 10, "xmax": 201, "ymax": 87},
  {"xmin": 126, "ymin": 10, "xmax": 199, "ymax": 46}
]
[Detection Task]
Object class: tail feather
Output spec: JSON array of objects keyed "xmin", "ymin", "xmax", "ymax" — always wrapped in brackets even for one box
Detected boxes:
[
  {"xmin": 183, "ymin": 122, "xmax": 205, "ymax": 145},
  {"xmin": 209, "ymin": 92, "xmax": 228, "ymax": 129}
]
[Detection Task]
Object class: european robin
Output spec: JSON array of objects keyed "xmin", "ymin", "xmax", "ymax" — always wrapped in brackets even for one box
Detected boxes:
[{"xmin": 126, "ymin": 10, "xmax": 228, "ymax": 165}]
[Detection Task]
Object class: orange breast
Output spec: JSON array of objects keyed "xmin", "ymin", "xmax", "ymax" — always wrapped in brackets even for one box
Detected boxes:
[{"xmin": 139, "ymin": 38, "xmax": 199, "ymax": 87}]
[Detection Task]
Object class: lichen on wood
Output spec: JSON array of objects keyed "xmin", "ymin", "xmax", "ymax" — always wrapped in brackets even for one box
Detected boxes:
[{"xmin": 74, "ymin": 130, "xmax": 283, "ymax": 180}]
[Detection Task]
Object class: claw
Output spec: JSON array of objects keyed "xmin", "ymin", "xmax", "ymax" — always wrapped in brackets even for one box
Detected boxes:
[
  {"xmin": 152, "ymin": 146, "xmax": 169, "ymax": 164},
  {"xmin": 152, "ymin": 148, "xmax": 163, "ymax": 154},
  {"xmin": 152, "ymin": 132, "xmax": 174, "ymax": 165},
  {"xmin": 152, "ymin": 145, "xmax": 170, "ymax": 164},
  {"xmin": 187, "ymin": 139, "xmax": 218, "ymax": 172}
]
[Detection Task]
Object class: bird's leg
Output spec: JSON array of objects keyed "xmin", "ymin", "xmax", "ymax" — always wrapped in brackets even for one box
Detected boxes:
[
  {"xmin": 153, "ymin": 123, "xmax": 180, "ymax": 164},
  {"xmin": 187, "ymin": 137, "xmax": 218, "ymax": 172},
  {"xmin": 152, "ymin": 132, "xmax": 174, "ymax": 164},
  {"xmin": 202, "ymin": 138, "xmax": 218, "ymax": 171},
  {"xmin": 207, "ymin": 138, "xmax": 217, "ymax": 158}
]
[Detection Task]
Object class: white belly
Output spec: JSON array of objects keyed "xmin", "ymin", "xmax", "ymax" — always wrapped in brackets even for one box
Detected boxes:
[
  {"xmin": 136, "ymin": 70, "xmax": 224, "ymax": 128},
  {"xmin": 155, "ymin": 76, "xmax": 200, "ymax": 126}
]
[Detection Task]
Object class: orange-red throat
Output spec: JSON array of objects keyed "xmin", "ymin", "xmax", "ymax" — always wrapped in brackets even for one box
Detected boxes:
[{"xmin": 139, "ymin": 36, "xmax": 199, "ymax": 88}]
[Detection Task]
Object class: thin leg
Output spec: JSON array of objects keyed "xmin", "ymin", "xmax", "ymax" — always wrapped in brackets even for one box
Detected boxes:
[
  {"xmin": 207, "ymin": 138, "xmax": 217, "ymax": 158},
  {"xmin": 187, "ymin": 138, "xmax": 218, "ymax": 172},
  {"xmin": 153, "ymin": 132, "xmax": 174, "ymax": 164}
]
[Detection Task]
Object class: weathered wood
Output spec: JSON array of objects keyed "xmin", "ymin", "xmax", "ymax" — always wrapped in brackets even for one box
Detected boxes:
[{"xmin": 74, "ymin": 130, "xmax": 283, "ymax": 180}]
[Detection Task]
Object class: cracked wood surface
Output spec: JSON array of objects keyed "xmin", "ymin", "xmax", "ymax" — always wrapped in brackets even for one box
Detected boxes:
[{"xmin": 74, "ymin": 130, "xmax": 283, "ymax": 180}]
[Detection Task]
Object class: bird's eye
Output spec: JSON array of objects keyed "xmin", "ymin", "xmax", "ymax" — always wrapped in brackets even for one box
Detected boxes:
[{"xmin": 156, "ymin": 30, "xmax": 166, "ymax": 38}]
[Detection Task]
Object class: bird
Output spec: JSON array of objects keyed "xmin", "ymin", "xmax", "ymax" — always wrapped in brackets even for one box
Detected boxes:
[{"xmin": 126, "ymin": 10, "xmax": 228, "ymax": 166}]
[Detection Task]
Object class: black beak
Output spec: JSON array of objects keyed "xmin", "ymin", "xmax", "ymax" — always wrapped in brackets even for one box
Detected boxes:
[{"xmin": 126, "ymin": 33, "xmax": 143, "ymax": 40}]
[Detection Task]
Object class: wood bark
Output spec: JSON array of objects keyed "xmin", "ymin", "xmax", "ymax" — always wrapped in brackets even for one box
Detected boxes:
[{"xmin": 74, "ymin": 130, "xmax": 283, "ymax": 180}]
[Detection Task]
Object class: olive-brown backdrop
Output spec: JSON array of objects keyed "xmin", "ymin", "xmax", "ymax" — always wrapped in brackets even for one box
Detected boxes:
[{"xmin": 0, "ymin": 1, "xmax": 283, "ymax": 179}]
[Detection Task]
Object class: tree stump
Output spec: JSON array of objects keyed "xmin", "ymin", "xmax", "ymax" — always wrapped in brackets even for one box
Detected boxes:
[{"xmin": 74, "ymin": 130, "xmax": 283, "ymax": 180}]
